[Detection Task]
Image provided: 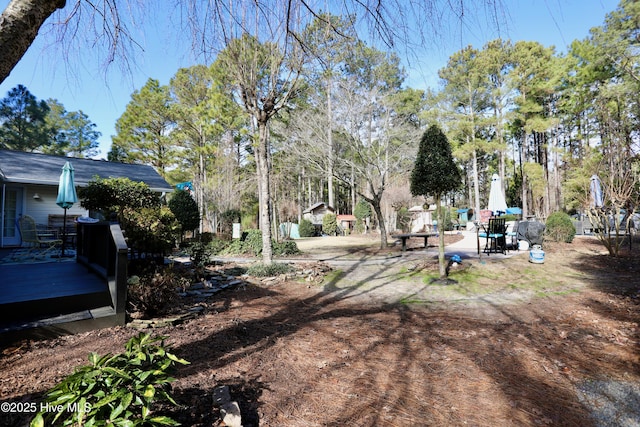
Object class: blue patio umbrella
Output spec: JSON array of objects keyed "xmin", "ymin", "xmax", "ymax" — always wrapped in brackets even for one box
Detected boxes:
[{"xmin": 56, "ymin": 161, "xmax": 78, "ymax": 256}]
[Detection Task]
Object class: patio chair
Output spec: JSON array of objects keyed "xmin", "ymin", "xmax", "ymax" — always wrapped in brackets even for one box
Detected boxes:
[
  {"xmin": 18, "ymin": 215, "xmax": 62, "ymax": 259},
  {"xmin": 478, "ymin": 217, "xmax": 506, "ymax": 255},
  {"xmin": 505, "ymin": 221, "xmax": 519, "ymax": 251}
]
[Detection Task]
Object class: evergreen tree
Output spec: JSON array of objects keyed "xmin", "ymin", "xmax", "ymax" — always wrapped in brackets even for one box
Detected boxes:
[
  {"xmin": 0, "ymin": 84, "xmax": 52, "ymax": 151},
  {"xmin": 44, "ymin": 99, "xmax": 101, "ymax": 157},
  {"xmin": 111, "ymin": 78, "xmax": 177, "ymax": 175},
  {"xmin": 168, "ymin": 189, "xmax": 200, "ymax": 237},
  {"xmin": 411, "ymin": 124, "xmax": 462, "ymax": 280}
]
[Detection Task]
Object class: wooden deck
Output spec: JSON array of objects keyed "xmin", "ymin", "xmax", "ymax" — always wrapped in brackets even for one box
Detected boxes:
[{"xmin": 0, "ymin": 260, "xmax": 113, "ymax": 338}]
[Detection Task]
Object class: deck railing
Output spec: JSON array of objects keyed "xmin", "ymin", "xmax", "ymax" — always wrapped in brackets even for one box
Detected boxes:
[{"xmin": 76, "ymin": 221, "xmax": 128, "ymax": 325}]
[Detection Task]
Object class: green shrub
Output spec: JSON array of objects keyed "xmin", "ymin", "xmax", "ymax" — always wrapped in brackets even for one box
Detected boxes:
[
  {"xmin": 168, "ymin": 189, "xmax": 200, "ymax": 234},
  {"xmin": 354, "ymin": 199, "xmax": 371, "ymax": 233},
  {"xmin": 219, "ymin": 238, "xmax": 246, "ymax": 256},
  {"xmin": 246, "ymin": 262, "xmax": 294, "ymax": 277},
  {"xmin": 31, "ymin": 333, "xmax": 189, "ymax": 427},
  {"xmin": 78, "ymin": 177, "xmax": 161, "ymax": 218},
  {"xmin": 121, "ymin": 206, "xmax": 180, "ymax": 257},
  {"xmin": 243, "ymin": 229, "xmax": 263, "ymax": 256},
  {"xmin": 322, "ymin": 213, "xmax": 338, "ymax": 235},
  {"xmin": 545, "ymin": 211, "xmax": 576, "ymax": 243},
  {"xmin": 298, "ymin": 219, "xmax": 316, "ymax": 237},
  {"xmin": 273, "ymin": 240, "xmax": 301, "ymax": 256},
  {"xmin": 207, "ymin": 238, "xmax": 229, "ymax": 255},
  {"xmin": 185, "ymin": 241, "xmax": 212, "ymax": 276}
]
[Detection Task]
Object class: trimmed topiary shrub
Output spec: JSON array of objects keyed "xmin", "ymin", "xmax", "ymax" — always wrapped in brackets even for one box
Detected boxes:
[
  {"xmin": 545, "ymin": 211, "xmax": 576, "ymax": 243},
  {"xmin": 298, "ymin": 218, "xmax": 316, "ymax": 237}
]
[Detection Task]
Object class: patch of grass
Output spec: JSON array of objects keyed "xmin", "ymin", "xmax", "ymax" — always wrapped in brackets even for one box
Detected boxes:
[
  {"xmin": 534, "ymin": 288, "xmax": 582, "ymax": 298},
  {"xmin": 322, "ymin": 269, "xmax": 346, "ymax": 288}
]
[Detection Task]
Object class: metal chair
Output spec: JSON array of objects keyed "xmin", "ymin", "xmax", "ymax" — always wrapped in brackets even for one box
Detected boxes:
[
  {"xmin": 18, "ymin": 215, "xmax": 62, "ymax": 259},
  {"xmin": 479, "ymin": 217, "xmax": 507, "ymax": 255}
]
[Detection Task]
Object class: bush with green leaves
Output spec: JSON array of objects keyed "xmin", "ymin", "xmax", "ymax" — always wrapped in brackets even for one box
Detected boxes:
[
  {"xmin": 79, "ymin": 177, "xmax": 179, "ymax": 258},
  {"xmin": 322, "ymin": 213, "xmax": 338, "ymax": 236},
  {"xmin": 273, "ymin": 240, "xmax": 301, "ymax": 256},
  {"xmin": 79, "ymin": 177, "xmax": 161, "ymax": 219},
  {"xmin": 545, "ymin": 211, "xmax": 576, "ymax": 243},
  {"xmin": 298, "ymin": 219, "xmax": 316, "ymax": 237},
  {"xmin": 243, "ymin": 229, "xmax": 263, "ymax": 255},
  {"xmin": 185, "ymin": 241, "xmax": 213, "ymax": 276},
  {"xmin": 121, "ymin": 206, "xmax": 180, "ymax": 258},
  {"xmin": 354, "ymin": 199, "xmax": 371, "ymax": 233},
  {"xmin": 31, "ymin": 333, "xmax": 189, "ymax": 427},
  {"xmin": 168, "ymin": 189, "xmax": 200, "ymax": 235},
  {"xmin": 246, "ymin": 262, "xmax": 294, "ymax": 277}
]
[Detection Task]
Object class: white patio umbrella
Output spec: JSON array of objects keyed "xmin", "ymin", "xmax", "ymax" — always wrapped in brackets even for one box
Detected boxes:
[
  {"xmin": 590, "ymin": 175, "xmax": 603, "ymax": 208},
  {"xmin": 487, "ymin": 174, "xmax": 507, "ymax": 216},
  {"xmin": 56, "ymin": 161, "xmax": 78, "ymax": 257}
]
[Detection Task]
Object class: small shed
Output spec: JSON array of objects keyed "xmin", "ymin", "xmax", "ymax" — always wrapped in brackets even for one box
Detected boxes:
[
  {"xmin": 408, "ymin": 205, "xmax": 432, "ymax": 233},
  {"xmin": 337, "ymin": 214, "xmax": 356, "ymax": 232},
  {"xmin": 303, "ymin": 202, "xmax": 335, "ymax": 225}
]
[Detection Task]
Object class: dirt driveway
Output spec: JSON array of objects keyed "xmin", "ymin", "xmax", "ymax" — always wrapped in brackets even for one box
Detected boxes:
[{"xmin": 1, "ymin": 235, "xmax": 639, "ymax": 426}]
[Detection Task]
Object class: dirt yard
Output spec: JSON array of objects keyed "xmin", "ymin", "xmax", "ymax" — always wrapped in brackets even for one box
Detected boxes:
[{"xmin": 1, "ymin": 234, "xmax": 639, "ymax": 426}]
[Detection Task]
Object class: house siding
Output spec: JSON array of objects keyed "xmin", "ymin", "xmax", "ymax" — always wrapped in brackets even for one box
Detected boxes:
[{"xmin": 24, "ymin": 185, "xmax": 88, "ymax": 226}]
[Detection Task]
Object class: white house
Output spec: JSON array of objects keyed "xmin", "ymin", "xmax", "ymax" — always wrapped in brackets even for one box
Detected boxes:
[{"xmin": 0, "ymin": 150, "xmax": 172, "ymax": 247}]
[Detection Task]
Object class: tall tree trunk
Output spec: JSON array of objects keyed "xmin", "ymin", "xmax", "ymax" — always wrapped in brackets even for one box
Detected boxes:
[
  {"xmin": 257, "ymin": 120, "xmax": 273, "ymax": 264},
  {"xmin": 371, "ymin": 194, "xmax": 388, "ymax": 248},
  {"xmin": 327, "ymin": 75, "xmax": 335, "ymax": 208},
  {"xmin": 521, "ymin": 133, "xmax": 528, "ymax": 217},
  {"xmin": 436, "ymin": 193, "xmax": 446, "ymax": 279},
  {"xmin": 472, "ymin": 149, "xmax": 480, "ymax": 218}
]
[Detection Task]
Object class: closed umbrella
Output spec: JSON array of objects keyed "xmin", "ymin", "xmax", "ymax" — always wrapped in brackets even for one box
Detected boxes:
[
  {"xmin": 487, "ymin": 174, "xmax": 507, "ymax": 216},
  {"xmin": 590, "ymin": 175, "xmax": 603, "ymax": 208},
  {"xmin": 56, "ymin": 161, "xmax": 78, "ymax": 257}
]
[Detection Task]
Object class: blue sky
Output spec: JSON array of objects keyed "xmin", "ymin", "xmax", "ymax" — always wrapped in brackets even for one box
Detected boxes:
[{"xmin": 0, "ymin": 0, "xmax": 619, "ymax": 159}]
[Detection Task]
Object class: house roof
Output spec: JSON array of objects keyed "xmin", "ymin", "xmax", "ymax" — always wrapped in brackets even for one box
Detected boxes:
[
  {"xmin": 303, "ymin": 202, "xmax": 334, "ymax": 214},
  {"xmin": 0, "ymin": 150, "xmax": 173, "ymax": 192},
  {"xmin": 337, "ymin": 214, "xmax": 356, "ymax": 221}
]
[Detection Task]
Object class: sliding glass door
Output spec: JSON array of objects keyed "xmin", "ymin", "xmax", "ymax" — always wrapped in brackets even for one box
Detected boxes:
[{"xmin": 2, "ymin": 187, "xmax": 23, "ymax": 246}]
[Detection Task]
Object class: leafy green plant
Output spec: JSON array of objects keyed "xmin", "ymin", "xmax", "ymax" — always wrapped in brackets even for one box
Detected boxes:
[
  {"xmin": 298, "ymin": 219, "xmax": 316, "ymax": 237},
  {"xmin": 121, "ymin": 206, "xmax": 180, "ymax": 258},
  {"xmin": 78, "ymin": 177, "xmax": 161, "ymax": 219},
  {"xmin": 31, "ymin": 333, "xmax": 189, "ymax": 427},
  {"xmin": 545, "ymin": 211, "xmax": 576, "ymax": 243},
  {"xmin": 273, "ymin": 240, "xmax": 301, "ymax": 256},
  {"xmin": 322, "ymin": 213, "xmax": 338, "ymax": 235},
  {"xmin": 243, "ymin": 229, "xmax": 263, "ymax": 255},
  {"xmin": 246, "ymin": 262, "xmax": 294, "ymax": 277}
]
